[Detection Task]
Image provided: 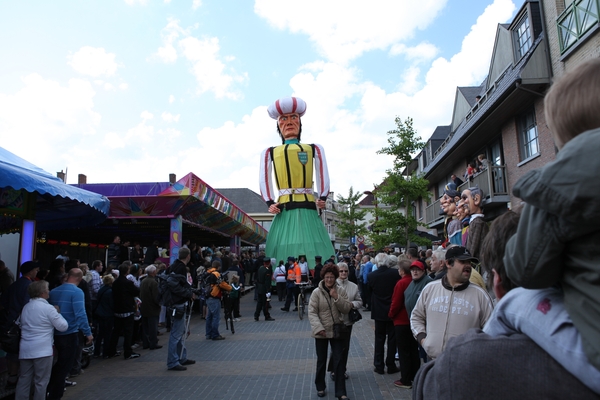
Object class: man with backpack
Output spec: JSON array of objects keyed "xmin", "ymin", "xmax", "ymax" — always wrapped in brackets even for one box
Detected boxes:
[
  {"xmin": 165, "ymin": 248, "xmax": 197, "ymax": 371},
  {"xmin": 204, "ymin": 260, "xmax": 232, "ymax": 341}
]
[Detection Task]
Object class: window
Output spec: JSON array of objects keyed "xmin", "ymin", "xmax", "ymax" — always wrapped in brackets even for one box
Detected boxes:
[
  {"xmin": 557, "ymin": 0, "xmax": 600, "ymax": 54},
  {"xmin": 518, "ymin": 110, "xmax": 539, "ymax": 160},
  {"xmin": 515, "ymin": 14, "xmax": 532, "ymax": 58}
]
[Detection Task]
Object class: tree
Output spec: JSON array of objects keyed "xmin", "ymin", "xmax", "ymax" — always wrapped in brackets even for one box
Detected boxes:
[
  {"xmin": 373, "ymin": 116, "xmax": 431, "ymax": 250},
  {"xmin": 336, "ymin": 187, "xmax": 369, "ymax": 246}
]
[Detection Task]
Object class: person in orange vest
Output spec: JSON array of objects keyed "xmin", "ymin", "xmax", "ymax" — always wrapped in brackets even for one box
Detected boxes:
[{"xmin": 281, "ymin": 257, "xmax": 301, "ymax": 312}]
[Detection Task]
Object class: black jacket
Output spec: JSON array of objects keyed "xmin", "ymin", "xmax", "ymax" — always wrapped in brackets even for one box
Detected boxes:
[
  {"xmin": 368, "ymin": 266, "xmax": 400, "ymax": 321},
  {"xmin": 166, "ymin": 260, "xmax": 194, "ymax": 307},
  {"xmin": 112, "ymin": 275, "xmax": 140, "ymax": 314},
  {"xmin": 144, "ymin": 245, "xmax": 159, "ymax": 265},
  {"xmin": 95, "ymin": 285, "xmax": 114, "ymax": 318}
]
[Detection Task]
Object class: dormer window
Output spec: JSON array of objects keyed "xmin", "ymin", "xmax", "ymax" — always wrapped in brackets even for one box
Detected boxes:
[{"xmin": 515, "ymin": 14, "xmax": 533, "ymax": 58}]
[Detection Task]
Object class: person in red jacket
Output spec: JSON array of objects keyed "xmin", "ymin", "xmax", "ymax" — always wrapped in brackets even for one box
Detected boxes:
[{"xmin": 388, "ymin": 259, "xmax": 420, "ymax": 389}]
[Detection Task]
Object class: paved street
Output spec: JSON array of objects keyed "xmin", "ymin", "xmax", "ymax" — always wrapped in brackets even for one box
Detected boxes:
[{"xmin": 64, "ymin": 291, "xmax": 413, "ymax": 400}]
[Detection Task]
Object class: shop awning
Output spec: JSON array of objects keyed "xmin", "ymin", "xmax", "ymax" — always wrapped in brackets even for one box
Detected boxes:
[{"xmin": 0, "ymin": 147, "xmax": 110, "ymax": 232}]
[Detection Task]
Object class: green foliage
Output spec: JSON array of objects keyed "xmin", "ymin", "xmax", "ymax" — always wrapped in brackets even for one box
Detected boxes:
[
  {"xmin": 373, "ymin": 117, "xmax": 431, "ymax": 250},
  {"xmin": 336, "ymin": 187, "xmax": 369, "ymax": 243}
]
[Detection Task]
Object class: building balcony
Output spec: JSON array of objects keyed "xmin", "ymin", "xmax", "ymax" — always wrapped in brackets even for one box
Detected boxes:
[{"xmin": 425, "ymin": 165, "xmax": 510, "ymax": 228}]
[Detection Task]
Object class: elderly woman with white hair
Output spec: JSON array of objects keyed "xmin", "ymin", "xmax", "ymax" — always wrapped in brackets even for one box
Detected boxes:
[
  {"xmin": 429, "ymin": 248, "xmax": 447, "ymax": 280},
  {"xmin": 327, "ymin": 262, "xmax": 362, "ymax": 381},
  {"xmin": 16, "ymin": 280, "xmax": 68, "ymax": 400},
  {"xmin": 140, "ymin": 264, "xmax": 162, "ymax": 350}
]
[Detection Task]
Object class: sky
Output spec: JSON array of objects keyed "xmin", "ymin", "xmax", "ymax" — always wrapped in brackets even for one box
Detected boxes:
[{"xmin": 0, "ymin": 0, "xmax": 518, "ymax": 202}]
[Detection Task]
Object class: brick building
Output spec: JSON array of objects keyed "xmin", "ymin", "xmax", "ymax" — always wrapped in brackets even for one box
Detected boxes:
[{"xmin": 411, "ymin": 0, "xmax": 599, "ymax": 238}]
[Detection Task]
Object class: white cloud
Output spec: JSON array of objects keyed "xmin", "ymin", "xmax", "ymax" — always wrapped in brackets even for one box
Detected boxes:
[
  {"xmin": 68, "ymin": 46, "xmax": 119, "ymax": 77},
  {"xmin": 192, "ymin": 0, "xmax": 202, "ymax": 9},
  {"xmin": 0, "ymin": 73, "xmax": 100, "ymax": 168},
  {"xmin": 140, "ymin": 110, "xmax": 154, "ymax": 120},
  {"xmin": 162, "ymin": 112, "xmax": 180, "ymax": 122},
  {"xmin": 124, "ymin": 0, "xmax": 148, "ymax": 5},
  {"xmin": 389, "ymin": 42, "xmax": 440, "ymax": 63},
  {"xmin": 118, "ymin": 83, "xmax": 128, "ymax": 90},
  {"xmin": 254, "ymin": 0, "xmax": 449, "ymax": 64},
  {"xmin": 168, "ymin": 95, "xmax": 175, "ymax": 103},
  {"xmin": 152, "ymin": 18, "xmax": 189, "ymax": 63},
  {"xmin": 153, "ymin": 19, "xmax": 247, "ymax": 99},
  {"xmin": 179, "ymin": 36, "xmax": 247, "ymax": 99}
]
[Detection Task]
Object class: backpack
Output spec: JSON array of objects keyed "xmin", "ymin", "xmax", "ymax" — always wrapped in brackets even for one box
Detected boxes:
[
  {"xmin": 198, "ymin": 272, "xmax": 213, "ymax": 300},
  {"xmin": 157, "ymin": 273, "xmax": 172, "ymax": 307}
]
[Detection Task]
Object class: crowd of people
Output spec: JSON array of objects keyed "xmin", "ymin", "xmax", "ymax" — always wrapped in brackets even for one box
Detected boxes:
[{"xmin": 1, "ymin": 59, "xmax": 600, "ymax": 399}]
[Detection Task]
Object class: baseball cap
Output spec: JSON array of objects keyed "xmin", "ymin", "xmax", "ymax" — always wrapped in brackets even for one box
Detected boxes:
[
  {"xmin": 445, "ymin": 246, "xmax": 479, "ymax": 263},
  {"xmin": 314, "ymin": 255, "xmax": 322, "ymax": 260},
  {"xmin": 263, "ymin": 258, "xmax": 271, "ymax": 264},
  {"xmin": 287, "ymin": 256, "xmax": 296, "ymax": 261},
  {"xmin": 410, "ymin": 260, "xmax": 426, "ymax": 270}
]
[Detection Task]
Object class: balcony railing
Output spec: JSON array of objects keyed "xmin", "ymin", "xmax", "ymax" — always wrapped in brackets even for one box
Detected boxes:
[
  {"xmin": 425, "ymin": 165, "xmax": 509, "ymax": 226},
  {"xmin": 425, "ymin": 198, "xmax": 442, "ymax": 227},
  {"xmin": 557, "ymin": 0, "xmax": 599, "ymax": 54}
]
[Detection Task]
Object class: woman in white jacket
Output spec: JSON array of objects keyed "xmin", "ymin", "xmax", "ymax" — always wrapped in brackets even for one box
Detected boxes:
[
  {"xmin": 308, "ymin": 264, "xmax": 352, "ymax": 400},
  {"xmin": 16, "ymin": 280, "xmax": 68, "ymax": 400},
  {"xmin": 328, "ymin": 262, "xmax": 362, "ymax": 380}
]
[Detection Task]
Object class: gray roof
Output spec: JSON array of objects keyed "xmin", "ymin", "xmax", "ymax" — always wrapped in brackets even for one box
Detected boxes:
[
  {"xmin": 423, "ymin": 35, "xmax": 545, "ymax": 176},
  {"xmin": 458, "ymin": 86, "xmax": 484, "ymax": 107},
  {"xmin": 430, "ymin": 125, "xmax": 451, "ymax": 141},
  {"xmin": 216, "ymin": 188, "xmax": 269, "ymax": 214},
  {"xmin": 429, "ymin": 125, "xmax": 451, "ymax": 155}
]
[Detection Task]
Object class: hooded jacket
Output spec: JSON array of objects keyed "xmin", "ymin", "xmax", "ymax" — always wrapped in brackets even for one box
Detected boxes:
[
  {"xmin": 504, "ymin": 127, "xmax": 600, "ymax": 371},
  {"xmin": 308, "ymin": 280, "xmax": 352, "ymax": 339}
]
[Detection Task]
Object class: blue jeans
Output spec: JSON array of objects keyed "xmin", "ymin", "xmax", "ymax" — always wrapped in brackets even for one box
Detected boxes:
[
  {"xmin": 205, "ymin": 297, "xmax": 221, "ymax": 339},
  {"xmin": 167, "ymin": 309, "xmax": 188, "ymax": 369}
]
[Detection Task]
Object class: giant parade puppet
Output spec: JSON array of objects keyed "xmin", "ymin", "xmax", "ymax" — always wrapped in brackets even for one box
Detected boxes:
[{"xmin": 259, "ymin": 97, "xmax": 335, "ymax": 272}]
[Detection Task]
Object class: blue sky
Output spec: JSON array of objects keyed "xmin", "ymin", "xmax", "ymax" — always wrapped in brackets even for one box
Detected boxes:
[{"xmin": 0, "ymin": 0, "xmax": 517, "ymax": 200}]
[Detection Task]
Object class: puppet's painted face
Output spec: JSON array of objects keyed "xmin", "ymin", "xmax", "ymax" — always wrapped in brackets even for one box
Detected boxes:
[
  {"xmin": 461, "ymin": 189, "xmax": 482, "ymax": 215},
  {"xmin": 278, "ymin": 113, "xmax": 300, "ymax": 140},
  {"xmin": 440, "ymin": 193, "xmax": 456, "ymax": 216}
]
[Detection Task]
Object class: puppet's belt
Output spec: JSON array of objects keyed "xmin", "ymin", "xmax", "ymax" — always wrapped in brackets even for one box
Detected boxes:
[{"xmin": 278, "ymin": 188, "xmax": 313, "ymax": 196}]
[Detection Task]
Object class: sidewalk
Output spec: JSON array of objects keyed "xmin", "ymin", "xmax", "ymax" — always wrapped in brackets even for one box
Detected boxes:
[{"xmin": 63, "ymin": 291, "xmax": 413, "ymax": 400}]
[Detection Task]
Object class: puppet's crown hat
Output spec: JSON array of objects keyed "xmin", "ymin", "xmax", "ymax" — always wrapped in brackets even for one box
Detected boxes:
[{"xmin": 268, "ymin": 97, "xmax": 307, "ymax": 120}]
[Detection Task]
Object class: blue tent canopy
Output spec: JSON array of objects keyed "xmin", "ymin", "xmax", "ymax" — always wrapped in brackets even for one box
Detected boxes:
[{"xmin": 0, "ymin": 147, "xmax": 110, "ymax": 231}]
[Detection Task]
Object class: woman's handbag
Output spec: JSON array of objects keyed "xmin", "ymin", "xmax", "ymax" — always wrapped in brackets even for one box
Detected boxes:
[
  {"xmin": 0, "ymin": 318, "xmax": 21, "ymax": 354},
  {"xmin": 332, "ymin": 323, "xmax": 348, "ymax": 339},
  {"xmin": 325, "ymin": 291, "xmax": 348, "ymax": 339},
  {"xmin": 348, "ymin": 308, "xmax": 362, "ymax": 323}
]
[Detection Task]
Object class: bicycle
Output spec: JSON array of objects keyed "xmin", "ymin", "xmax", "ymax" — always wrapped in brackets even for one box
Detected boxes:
[{"xmin": 296, "ymin": 282, "xmax": 312, "ymax": 320}]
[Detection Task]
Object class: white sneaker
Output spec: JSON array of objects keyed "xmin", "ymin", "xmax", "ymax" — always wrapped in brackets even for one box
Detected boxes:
[{"xmin": 233, "ymin": 318, "xmax": 240, "ymax": 322}]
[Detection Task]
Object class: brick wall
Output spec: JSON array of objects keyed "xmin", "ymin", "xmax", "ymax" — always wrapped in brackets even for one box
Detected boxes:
[{"xmin": 502, "ymin": 97, "xmax": 556, "ymax": 209}]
